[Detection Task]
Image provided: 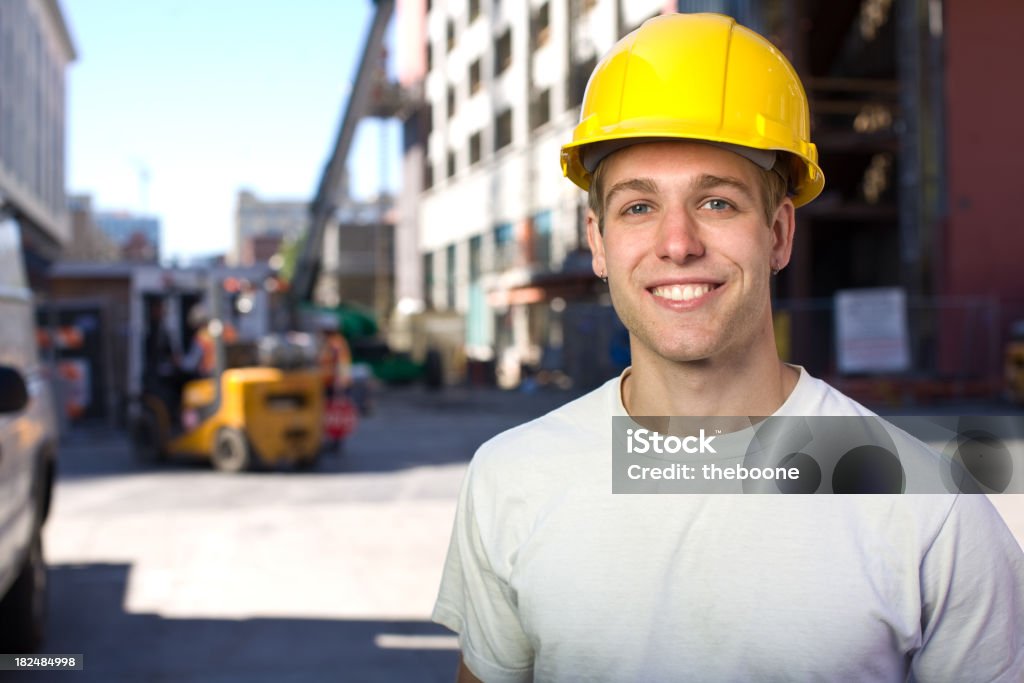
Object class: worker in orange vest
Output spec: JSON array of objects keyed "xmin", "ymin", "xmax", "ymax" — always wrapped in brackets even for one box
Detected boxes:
[
  {"xmin": 182, "ymin": 303, "xmax": 237, "ymax": 377},
  {"xmin": 317, "ymin": 321, "xmax": 352, "ymax": 399}
]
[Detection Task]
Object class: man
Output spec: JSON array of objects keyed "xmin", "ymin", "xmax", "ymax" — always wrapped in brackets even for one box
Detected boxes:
[
  {"xmin": 316, "ymin": 320, "xmax": 352, "ymax": 401},
  {"xmin": 142, "ymin": 298, "xmax": 179, "ymax": 401},
  {"xmin": 181, "ymin": 302, "xmax": 237, "ymax": 378},
  {"xmin": 433, "ymin": 13, "xmax": 1024, "ymax": 682},
  {"xmin": 316, "ymin": 319, "xmax": 355, "ymax": 451}
]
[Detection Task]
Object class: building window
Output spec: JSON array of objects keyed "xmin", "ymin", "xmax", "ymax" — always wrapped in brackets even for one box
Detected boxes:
[
  {"xmin": 408, "ymin": 104, "xmax": 433, "ymax": 149},
  {"xmin": 569, "ymin": 56, "xmax": 598, "ymax": 108},
  {"xmin": 446, "ymin": 244, "xmax": 457, "ymax": 309},
  {"xmin": 447, "ymin": 150, "xmax": 457, "ymax": 178},
  {"xmin": 532, "ymin": 2, "xmax": 551, "ymax": 48},
  {"xmin": 469, "ymin": 58, "xmax": 482, "ymax": 95},
  {"xmin": 494, "ymin": 109, "xmax": 513, "ymax": 152},
  {"xmin": 530, "ymin": 88, "xmax": 551, "ymax": 130},
  {"xmin": 423, "ymin": 156, "xmax": 434, "ymax": 190},
  {"xmin": 469, "ymin": 0, "xmax": 481, "ymax": 22},
  {"xmin": 469, "ymin": 131, "xmax": 482, "ymax": 165},
  {"xmin": 447, "ymin": 84, "xmax": 456, "ymax": 119},
  {"xmin": 531, "ymin": 210, "xmax": 552, "ymax": 267},
  {"xmin": 447, "ymin": 19, "xmax": 456, "ymax": 52},
  {"xmin": 494, "ymin": 29, "xmax": 512, "ymax": 76},
  {"xmin": 469, "ymin": 235, "xmax": 482, "ymax": 281},
  {"xmin": 494, "ymin": 222, "xmax": 515, "ymax": 270},
  {"xmin": 424, "ymin": 252, "xmax": 435, "ymax": 309}
]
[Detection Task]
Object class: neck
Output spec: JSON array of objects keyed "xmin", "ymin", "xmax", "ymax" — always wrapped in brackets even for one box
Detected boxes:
[{"xmin": 623, "ymin": 340, "xmax": 799, "ymax": 417}]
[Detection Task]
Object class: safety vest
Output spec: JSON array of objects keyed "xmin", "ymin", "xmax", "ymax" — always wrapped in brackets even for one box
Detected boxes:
[
  {"xmin": 319, "ymin": 333, "xmax": 352, "ymax": 389},
  {"xmin": 196, "ymin": 324, "xmax": 237, "ymax": 376}
]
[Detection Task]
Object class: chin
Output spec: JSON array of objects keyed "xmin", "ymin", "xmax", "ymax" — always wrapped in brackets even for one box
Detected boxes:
[
  {"xmin": 658, "ymin": 348, "xmax": 717, "ymax": 364},
  {"xmin": 642, "ymin": 333, "xmax": 721, "ymax": 364}
]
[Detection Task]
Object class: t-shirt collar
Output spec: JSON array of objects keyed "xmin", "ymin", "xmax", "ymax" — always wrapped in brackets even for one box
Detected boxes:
[{"xmin": 612, "ymin": 364, "xmax": 809, "ymax": 418}]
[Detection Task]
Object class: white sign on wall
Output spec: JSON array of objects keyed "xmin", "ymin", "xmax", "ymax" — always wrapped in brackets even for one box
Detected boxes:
[{"xmin": 834, "ymin": 287, "xmax": 911, "ymax": 374}]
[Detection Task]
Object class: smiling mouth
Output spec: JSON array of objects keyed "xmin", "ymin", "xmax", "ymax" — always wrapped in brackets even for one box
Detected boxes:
[{"xmin": 650, "ymin": 283, "xmax": 720, "ymax": 303}]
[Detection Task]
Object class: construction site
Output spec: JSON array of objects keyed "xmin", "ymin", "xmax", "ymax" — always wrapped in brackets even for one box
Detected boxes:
[{"xmin": 6, "ymin": 0, "xmax": 1024, "ymax": 428}]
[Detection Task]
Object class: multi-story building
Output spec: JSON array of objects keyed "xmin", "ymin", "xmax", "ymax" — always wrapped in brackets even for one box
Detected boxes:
[
  {"xmin": 236, "ymin": 188, "xmax": 395, "ymax": 324},
  {"xmin": 0, "ymin": 0, "xmax": 76, "ymax": 284},
  {"xmin": 313, "ymin": 196, "xmax": 396, "ymax": 329},
  {"xmin": 397, "ymin": 0, "xmax": 764, "ymax": 387},
  {"xmin": 64, "ymin": 194, "xmax": 119, "ymax": 262},
  {"xmin": 395, "ymin": 0, "xmax": 1024, "ymax": 397},
  {"xmin": 93, "ymin": 210, "xmax": 161, "ymax": 263},
  {"xmin": 233, "ymin": 190, "xmax": 309, "ymax": 266}
]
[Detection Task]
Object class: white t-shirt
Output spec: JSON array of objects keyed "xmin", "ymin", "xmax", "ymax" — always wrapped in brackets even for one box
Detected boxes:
[{"xmin": 433, "ymin": 367, "xmax": 1024, "ymax": 682}]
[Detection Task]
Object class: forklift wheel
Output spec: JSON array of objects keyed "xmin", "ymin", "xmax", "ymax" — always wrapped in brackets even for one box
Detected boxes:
[
  {"xmin": 130, "ymin": 411, "xmax": 164, "ymax": 465},
  {"xmin": 212, "ymin": 428, "xmax": 253, "ymax": 473},
  {"xmin": 296, "ymin": 451, "xmax": 320, "ymax": 471}
]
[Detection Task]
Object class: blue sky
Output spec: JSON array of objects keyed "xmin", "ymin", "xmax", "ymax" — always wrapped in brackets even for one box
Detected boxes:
[{"xmin": 61, "ymin": 0, "xmax": 399, "ymax": 261}]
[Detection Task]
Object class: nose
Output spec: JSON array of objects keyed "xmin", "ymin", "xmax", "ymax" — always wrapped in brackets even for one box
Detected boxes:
[{"xmin": 654, "ymin": 208, "xmax": 704, "ymax": 264}]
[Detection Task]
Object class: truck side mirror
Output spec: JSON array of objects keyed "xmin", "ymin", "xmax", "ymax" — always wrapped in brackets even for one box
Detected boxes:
[{"xmin": 0, "ymin": 365, "xmax": 29, "ymax": 413}]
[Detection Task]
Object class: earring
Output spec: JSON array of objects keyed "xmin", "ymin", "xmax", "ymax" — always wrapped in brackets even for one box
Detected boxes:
[
  {"xmin": 600, "ymin": 272, "xmax": 608, "ymax": 284},
  {"xmin": 771, "ymin": 262, "xmax": 780, "ymax": 276}
]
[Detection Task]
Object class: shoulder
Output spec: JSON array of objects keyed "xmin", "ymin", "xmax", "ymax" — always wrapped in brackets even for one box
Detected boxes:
[
  {"xmin": 777, "ymin": 368, "xmax": 972, "ymax": 495},
  {"xmin": 477, "ymin": 378, "xmax": 618, "ymax": 457},
  {"xmin": 779, "ymin": 366, "xmax": 876, "ymax": 417},
  {"xmin": 453, "ymin": 379, "xmax": 618, "ymax": 555},
  {"xmin": 466, "ymin": 378, "xmax": 618, "ymax": 485}
]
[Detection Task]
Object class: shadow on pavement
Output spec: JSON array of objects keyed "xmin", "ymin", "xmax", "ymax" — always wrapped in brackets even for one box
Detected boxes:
[
  {"xmin": 56, "ymin": 385, "xmax": 584, "ymax": 480},
  {"xmin": 0, "ymin": 563, "xmax": 459, "ymax": 683}
]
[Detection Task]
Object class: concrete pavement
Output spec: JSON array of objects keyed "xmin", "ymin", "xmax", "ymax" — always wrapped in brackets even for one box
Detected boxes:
[
  {"xmin": 9, "ymin": 385, "xmax": 574, "ymax": 682},
  {"xmin": 4, "ymin": 383, "xmax": 1022, "ymax": 681}
]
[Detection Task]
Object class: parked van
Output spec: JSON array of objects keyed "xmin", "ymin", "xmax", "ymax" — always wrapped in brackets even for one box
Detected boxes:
[{"xmin": 0, "ymin": 213, "xmax": 59, "ymax": 652}]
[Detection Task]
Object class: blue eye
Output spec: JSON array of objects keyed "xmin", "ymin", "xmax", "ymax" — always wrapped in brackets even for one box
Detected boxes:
[
  {"xmin": 625, "ymin": 203, "xmax": 651, "ymax": 215},
  {"xmin": 702, "ymin": 199, "xmax": 732, "ymax": 211}
]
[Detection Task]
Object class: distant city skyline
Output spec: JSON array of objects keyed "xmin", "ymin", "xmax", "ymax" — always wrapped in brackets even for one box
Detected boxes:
[
  {"xmin": 61, "ymin": 0, "xmax": 400, "ymax": 262},
  {"xmin": 93, "ymin": 210, "xmax": 161, "ymax": 262}
]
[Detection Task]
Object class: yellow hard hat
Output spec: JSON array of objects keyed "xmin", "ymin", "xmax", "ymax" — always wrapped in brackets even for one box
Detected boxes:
[{"xmin": 561, "ymin": 13, "xmax": 824, "ymax": 207}]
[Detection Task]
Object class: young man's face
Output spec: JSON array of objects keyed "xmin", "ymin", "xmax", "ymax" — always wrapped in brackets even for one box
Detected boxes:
[{"xmin": 586, "ymin": 140, "xmax": 794, "ymax": 366}]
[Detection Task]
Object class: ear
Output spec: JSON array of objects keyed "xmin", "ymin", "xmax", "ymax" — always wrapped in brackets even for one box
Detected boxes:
[
  {"xmin": 769, "ymin": 198, "xmax": 796, "ymax": 271},
  {"xmin": 585, "ymin": 209, "xmax": 606, "ymax": 278}
]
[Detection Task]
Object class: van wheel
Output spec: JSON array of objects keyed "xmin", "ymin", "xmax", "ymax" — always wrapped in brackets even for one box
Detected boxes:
[
  {"xmin": 212, "ymin": 428, "xmax": 252, "ymax": 473},
  {"xmin": 131, "ymin": 411, "xmax": 164, "ymax": 464},
  {"xmin": 0, "ymin": 530, "xmax": 47, "ymax": 652}
]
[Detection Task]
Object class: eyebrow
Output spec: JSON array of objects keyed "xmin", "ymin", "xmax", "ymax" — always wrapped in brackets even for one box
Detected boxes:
[
  {"xmin": 604, "ymin": 173, "xmax": 756, "ymax": 211},
  {"xmin": 604, "ymin": 177, "xmax": 659, "ymax": 212},
  {"xmin": 692, "ymin": 174, "xmax": 756, "ymax": 202}
]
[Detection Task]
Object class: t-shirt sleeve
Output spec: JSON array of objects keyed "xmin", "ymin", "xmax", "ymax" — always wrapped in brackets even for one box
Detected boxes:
[
  {"xmin": 432, "ymin": 456, "xmax": 534, "ymax": 683},
  {"xmin": 912, "ymin": 494, "xmax": 1024, "ymax": 681}
]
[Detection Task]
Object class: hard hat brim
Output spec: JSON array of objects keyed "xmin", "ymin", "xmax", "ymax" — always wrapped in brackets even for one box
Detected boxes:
[{"xmin": 562, "ymin": 133, "xmax": 824, "ymax": 208}]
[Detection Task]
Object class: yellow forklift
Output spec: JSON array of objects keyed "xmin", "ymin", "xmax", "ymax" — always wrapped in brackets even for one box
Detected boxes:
[{"xmin": 129, "ymin": 270, "xmax": 323, "ymax": 472}]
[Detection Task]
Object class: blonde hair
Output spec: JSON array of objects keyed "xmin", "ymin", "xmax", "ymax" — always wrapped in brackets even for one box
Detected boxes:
[{"xmin": 587, "ymin": 151, "xmax": 792, "ymax": 233}]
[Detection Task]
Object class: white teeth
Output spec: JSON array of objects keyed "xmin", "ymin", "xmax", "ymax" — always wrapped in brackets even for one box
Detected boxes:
[{"xmin": 653, "ymin": 284, "xmax": 714, "ymax": 302}]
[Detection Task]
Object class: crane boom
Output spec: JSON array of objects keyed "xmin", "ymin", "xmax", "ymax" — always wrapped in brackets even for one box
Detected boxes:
[{"xmin": 290, "ymin": 0, "xmax": 396, "ymax": 309}]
